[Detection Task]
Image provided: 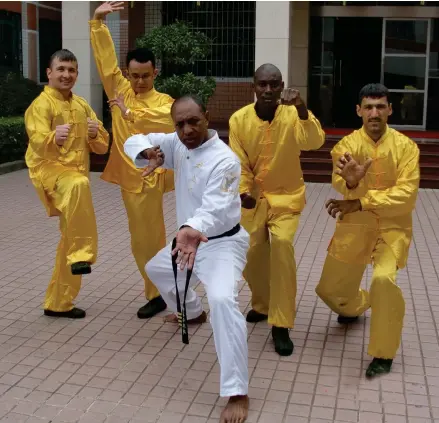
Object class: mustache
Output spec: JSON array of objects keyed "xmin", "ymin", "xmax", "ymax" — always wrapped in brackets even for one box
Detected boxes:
[{"xmin": 369, "ymin": 118, "xmax": 381, "ymax": 122}]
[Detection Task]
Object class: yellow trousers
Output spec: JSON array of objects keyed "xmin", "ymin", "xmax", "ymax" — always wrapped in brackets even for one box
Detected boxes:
[
  {"xmin": 121, "ymin": 170, "xmax": 174, "ymax": 301},
  {"xmin": 38, "ymin": 167, "xmax": 98, "ymax": 312},
  {"xmin": 316, "ymin": 238, "xmax": 405, "ymax": 359},
  {"xmin": 241, "ymin": 198, "xmax": 300, "ymax": 328}
]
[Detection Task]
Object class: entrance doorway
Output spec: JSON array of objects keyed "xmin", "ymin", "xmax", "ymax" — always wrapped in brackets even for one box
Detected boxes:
[{"xmin": 309, "ymin": 16, "xmax": 382, "ymax": 128}]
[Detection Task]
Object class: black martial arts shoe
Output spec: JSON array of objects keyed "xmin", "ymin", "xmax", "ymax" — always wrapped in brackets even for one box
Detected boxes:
[
  {"xmin": 366, "ymin": 358, "xmax": 393, "ymax": 378},
  {"xmin": 246, "ymin": 309, "xmax": 268, "ymax": 323},
  {"xmin": 137, "ymin": 296, "xmax": 167, "ymax": 319},
  {"xmin": 71, "ymin": 262, "xmax": 91, "ymax": 275},
  {"xmin": 44, "ymin": 307, "xmax": 86, "ymax": 319},
  {"xmin": 272, "ymin": 326, "xmax": 294, "ymax": 356},
  {"xmin": 337, "ymin": 314, "xmax": 359, "ymax": 324}
]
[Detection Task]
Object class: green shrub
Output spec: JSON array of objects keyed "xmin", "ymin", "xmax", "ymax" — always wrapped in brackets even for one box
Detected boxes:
[
  {"xmin": 0, "ymin": 72, "xmax": 42, "ymax": 118},
  {"xmin": 0, "ymin": 116, "xmax": 27, "ymax": 164},
  {"xmin": 136, "ymin": 21, "xmax": 216, "ymax": 104},
  {"xmin": 155, "ymin": 73, "xmax": 216, "ymax": 105}
]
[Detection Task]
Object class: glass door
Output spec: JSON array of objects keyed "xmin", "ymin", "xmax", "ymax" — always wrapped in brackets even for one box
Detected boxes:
[{"xmin": 381, "ymin": 18, "xmax": 431, "ymax": 129}]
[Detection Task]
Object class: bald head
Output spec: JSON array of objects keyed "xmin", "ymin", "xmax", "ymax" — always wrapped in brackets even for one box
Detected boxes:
[
  {"xmin": 254, "ymin": 63, "xmax": 283, "ymax": 82},
  {"xmin": 253, "ymin": 63, "xmax": 284, "ymax": 109}
]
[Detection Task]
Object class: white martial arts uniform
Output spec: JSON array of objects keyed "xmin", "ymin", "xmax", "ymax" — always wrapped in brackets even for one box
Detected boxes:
[{"xmin": 124, "ymin": 129, "xmax": 249, "ymax": 397}]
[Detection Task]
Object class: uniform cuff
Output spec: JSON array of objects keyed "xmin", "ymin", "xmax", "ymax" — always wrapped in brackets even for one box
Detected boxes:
[
  {"xmin": 184, "ymin": 218, "xmax": 202, "ymax": 232},
  {"xmin": 89, "ymin": 19, "xmax": 103, "ymax": 28},
  {"xmin": 359, "ymin": 196, "xmax": 370, "ymax": 211}
]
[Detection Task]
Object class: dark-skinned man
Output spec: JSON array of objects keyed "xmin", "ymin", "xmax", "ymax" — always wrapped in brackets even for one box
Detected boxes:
[
  {"xmin": 124, "ymin": 95, "xmax": 250, "ymax": 423},
  {"xmin": 316, "ymin": 83, "xmax": 420, "ymax": 378},
  {"xmin": 229, "ymin": 63, "xmax": 325, "ymax": 356},
  {"xmin": 90, "ymin": 1, "xmax": 175, "ymax": 319}
]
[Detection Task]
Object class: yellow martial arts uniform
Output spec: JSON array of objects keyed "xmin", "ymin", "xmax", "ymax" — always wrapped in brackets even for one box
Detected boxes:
[
  {"xmin": 316, "ymin": 126, "xmax": 420, "ymax": 359},
  {"xmin": 229, "ymin": 104, "xmax": 325, "ymax": 328},
  {"xmin": 90, "ymin": 19, "xmax": 175, "ymax": 300},
  {"xmin": 25, "ymin": 86, "xmax": 109, "ymax": 312}
]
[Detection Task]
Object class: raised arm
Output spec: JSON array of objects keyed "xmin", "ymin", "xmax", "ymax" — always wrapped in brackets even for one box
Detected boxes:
[
  {"xmin": 89, "ymin": 2, "xmax": 129, "ymax": 98},
  {"xmin": 293, "ymin": 109, "xmax": 326, "ymax": 151},
  {"xmin": 281, "ymin": 88, "xmax": 325, "ymax": 151},
  {"xmin": 184, "ymin": 159, "xmax": 242, "ymax": 238},
  {"xmin": 360, "ymin": 141, "xmax": 420, "ymax": 217},
  {"xmin": 331, "ymin": 137, "xmax": 369, "ymax": 199},
  {"xmin": 124, "ymin": 132, "xmax": 177, "ymax": 170}
]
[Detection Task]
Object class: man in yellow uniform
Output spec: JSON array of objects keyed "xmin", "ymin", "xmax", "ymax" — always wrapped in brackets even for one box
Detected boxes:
[
  {"xmin": 25, "ymin": 49, "xmax": 109, "ymax": 319},
  {"xmin": 90, "ymin": 1, "xmax": 175, "ymax": 319},
  {"xmin": 229, "ymin": 63, "xmax": 325, "ymax": 356},
  {"xmin": 316, "ymin": 83, "xmax": 420, "ymax": 378}
]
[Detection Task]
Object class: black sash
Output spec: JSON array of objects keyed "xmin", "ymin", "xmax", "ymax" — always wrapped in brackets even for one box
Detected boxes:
[{"xmin": 171, "ymin": 224, "xmax": 241, "ymax": 344}]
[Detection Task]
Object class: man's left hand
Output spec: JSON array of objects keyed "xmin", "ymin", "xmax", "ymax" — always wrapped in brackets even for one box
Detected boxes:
[
  {"xmin": 281, "ymin": 88, "xmax": 308, "ymax": 119},
  {"xmin": 87, "ymin": 118, "xmax": 99, "ymax": 139},
  {"xmin": 281, "ymin": 88, "xmax": 303, "ymax": 106},
  {"xmin": 172, "ymin": 227, "xmax": 208, "ymax": 271},
  {"xmin": 108, "ymin": 92, "xmax": 127, "ymax": 116},
  {"xmin": 325, "ymin": 199, "xmax": 362, "ymax": 220}
]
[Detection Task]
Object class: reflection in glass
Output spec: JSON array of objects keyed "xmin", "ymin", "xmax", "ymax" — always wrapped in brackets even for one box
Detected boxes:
[
  {"xmin": 383, "ymin": 56, "xmax": 426, "ymax": 90},
  {"xmin": 308, "ymin": 17, "xmax": 335, "ymax": 126},
  {"xmin": 385, "ymin": 20, "xmax": 428, "ymax": 54},
  {"xmin": 389, "ymin": 92, "xmax": 424, "ymax": 126}
]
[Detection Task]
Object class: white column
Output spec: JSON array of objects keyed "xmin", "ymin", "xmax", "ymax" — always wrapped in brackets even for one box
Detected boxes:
[
  {"xmin": 255, "ymin": 1, "xmax": 292, "ymax": 83},
  {"xmin": 62, "ymin": 1, "xmax": 103, "ymax": 119}
]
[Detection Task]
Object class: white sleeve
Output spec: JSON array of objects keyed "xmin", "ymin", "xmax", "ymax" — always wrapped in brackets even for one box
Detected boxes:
[
  {"xmin": 123, "ymin": 132, "xmax": 177, "ymax": 169},
  {"xmin": 184, "ymin": 159, "xmax": 242, "ymax": 238}
]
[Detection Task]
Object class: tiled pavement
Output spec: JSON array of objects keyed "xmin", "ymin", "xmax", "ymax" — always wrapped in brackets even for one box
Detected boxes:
[{"xmin": 1, "ymin": 169, "xmax": 439, "ymax": 423}]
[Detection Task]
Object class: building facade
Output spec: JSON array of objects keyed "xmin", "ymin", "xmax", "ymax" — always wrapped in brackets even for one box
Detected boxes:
[{"xmin": 1, "ymin": 1, "xmax": 439, "ymax": 132}]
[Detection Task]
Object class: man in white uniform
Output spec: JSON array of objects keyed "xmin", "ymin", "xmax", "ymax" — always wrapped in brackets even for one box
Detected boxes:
[{"xmin": 124, "ymin": 95, "xmax": 250, "ymax": 423}]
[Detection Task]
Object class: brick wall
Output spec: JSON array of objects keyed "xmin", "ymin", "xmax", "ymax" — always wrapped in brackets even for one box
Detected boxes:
[{"xmin": 207, "ymin": 82, "xmax": 254, "ymax": 124}]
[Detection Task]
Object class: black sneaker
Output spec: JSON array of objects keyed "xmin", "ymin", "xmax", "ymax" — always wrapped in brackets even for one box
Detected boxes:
[
  {"xmin": 272, "ymin": 326, "xmax": 294, "ymax": 356},
  {"xmin": 337, "ymin": 315, "xmax": 359, "ymax": 324},
  {"xmin": 137, "ymin": 296, "xmax": 167, "ymax": 319},
  {"xmin": 246, "ymin": 309, "xmax": 268, "ymax": 323},
  {"xmin": 366, "ymin": 358, "xmax": 393, "ymax": 378},
  {"xmin": 71, "ymin": 262, "xmax": 91, "ymax": 275},
  {"xmin": 44, "ymin": 307, "xmax": 86, "ymax": 319}
]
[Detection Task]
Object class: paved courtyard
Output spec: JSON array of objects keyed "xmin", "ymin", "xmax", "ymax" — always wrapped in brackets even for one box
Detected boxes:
[{"xmin": 0, "ymin": 169, "xmax": 439, "ymax": 423}]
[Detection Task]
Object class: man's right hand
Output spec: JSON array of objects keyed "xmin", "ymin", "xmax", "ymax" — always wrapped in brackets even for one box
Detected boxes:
[
  {"xmin": 55, "ymin": 124, "xmax": 71, "ymax": 146},
  {"xmin": 240, "ymin": 193, "xmax": 256, "ymax": 209},
  {"xmin": 335, "ymin": 152, "xmax": 373, "ymax": 189},
  {"xmin": 93, "ymin": 1, "xmax": 124, "ymax": 20},
  {"xmin": 141, "ymin": 146, "xmax": 165, "ymax": 177}
]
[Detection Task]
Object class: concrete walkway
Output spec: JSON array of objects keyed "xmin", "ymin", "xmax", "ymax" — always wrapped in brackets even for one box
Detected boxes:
[{"xmin": 0, "ymin": 169, "xmax": 439, "ymax": 423}]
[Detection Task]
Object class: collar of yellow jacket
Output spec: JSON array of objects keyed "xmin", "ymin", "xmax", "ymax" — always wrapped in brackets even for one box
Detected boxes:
[
  {"xmin": 44, "ymin": 85, "xmax": 73, "ymax": 102},
  {"xmin": 360, "ymin": 124, "xmax": 390, "ymax": 146}
]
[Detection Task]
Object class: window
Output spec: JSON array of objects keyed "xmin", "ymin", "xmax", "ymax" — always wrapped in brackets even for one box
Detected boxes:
[
  {"xmin": 39, "ymin": 17, "xmax": 62, "ymax": 83},
  {"xmin": 162, "ymin": 1, "xmax": 256, "ymax": 79},
  {"xmin": 0, "ymin": 10, "xmax": 22, "ymax": 75}
]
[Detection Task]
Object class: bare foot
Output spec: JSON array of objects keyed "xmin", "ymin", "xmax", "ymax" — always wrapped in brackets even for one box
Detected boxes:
[
  {"xmin": 163, "ymin": 310, "xmax": 207, "ymax": 324},
  {"xmin": 220, "ymin": 395, "xmax": 249, "ymax": 423}
]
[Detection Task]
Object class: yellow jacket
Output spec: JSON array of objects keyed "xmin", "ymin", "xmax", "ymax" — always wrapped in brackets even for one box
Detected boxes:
[
  {"xmin": 229, "ymin": 104, "xmax": 325, "ymax": 214},
  {"xmin": 328, "ymin": 126, "xmax": 420, "ymax": 269},
  {"xmin": 89, "ymin": 19, "xmax": 175, "ymax": 193},
  {"xmin": 25, "ymin": 85, "xmax": 110, "ymax": 216}
]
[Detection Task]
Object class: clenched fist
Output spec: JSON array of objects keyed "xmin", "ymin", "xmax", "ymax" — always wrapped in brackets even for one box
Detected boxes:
[
  {"xmin": 87, "ymin": 118, "xmax": 99, "ymax": 139},
  {"xmin": 281, "ymin": 88, "xmax": 303, "ymax": 106},
  {"xmin": 55, "ymin": 124, "xmax": 71, "ymax": 146}
]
